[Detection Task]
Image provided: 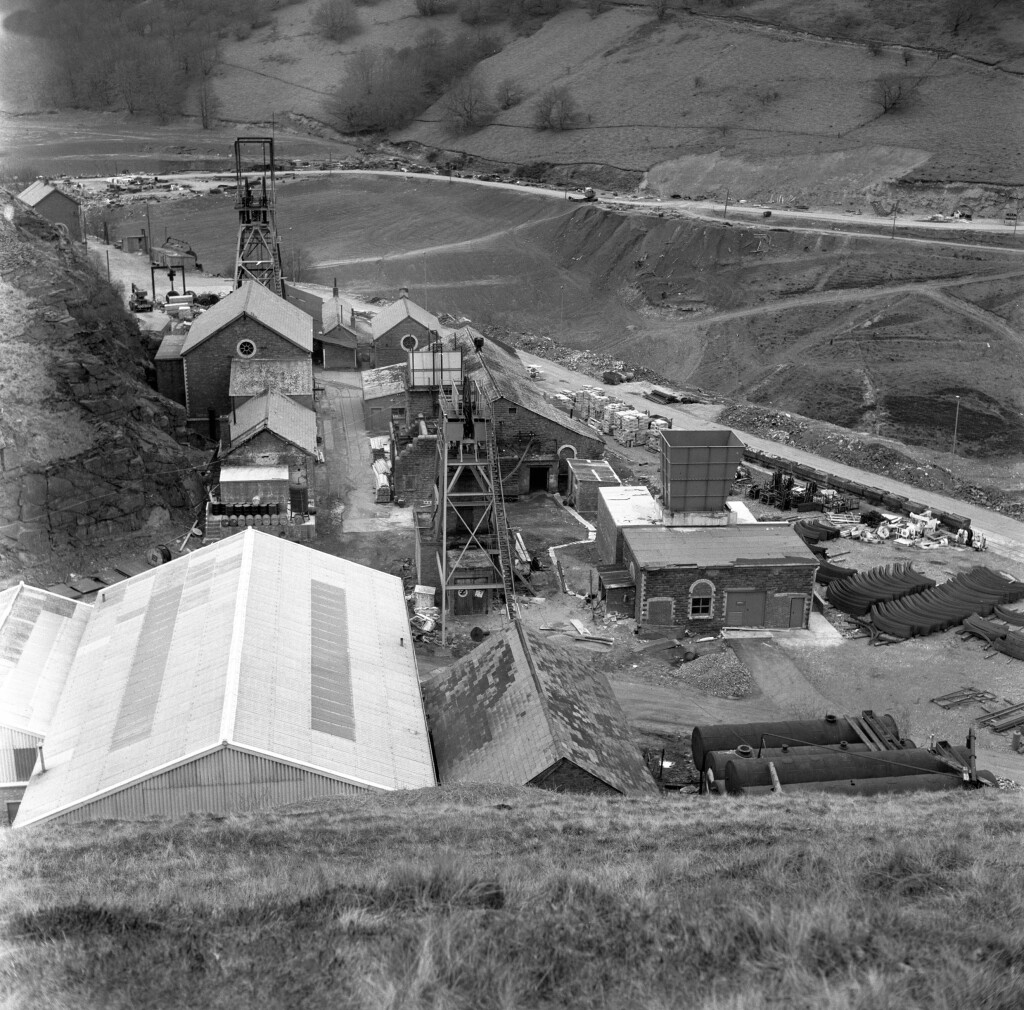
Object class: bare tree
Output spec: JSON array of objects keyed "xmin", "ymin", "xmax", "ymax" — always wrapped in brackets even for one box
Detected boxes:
[
  {"xmin": 874, "ymin": 74, "xmax": 916, "ymax": 114},
  {"xmin": 195, "ymin": 40, "xmax": 221, "ymax": 129},
  {"xmin": 414, "ymin": 0, "xmax": 447, "ymax": 14},
  {"xmin": 442, "ymin": 72, "xmax": 496, "ymax": 132},
  {"xmin": 947, "ymin": 0, "xmax": 975, "ymax": 35},
  {"xmin": 282, "ymin": 246, "xmax": 312, "ymax": 281},
  {"xmin": 649, "ymin": 0, "xmax": 668, "ymax": 20},
  {"xmin": 313, "ymin": 0, "xmax": 360, "ymax": 41},
  {"xmin": 532, "ymin": 85, "xmax": 582, "ymax": 130},
  {"xmin": 494, "ymin": 76, "xmax": 523, "ymax": 109}
]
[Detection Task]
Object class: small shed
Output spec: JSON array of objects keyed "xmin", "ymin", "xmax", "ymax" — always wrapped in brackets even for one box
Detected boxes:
[
  {"xmin": 155, "ymin": 331, "xmax": 187, "ymax": 406},
  {"xmin": 596, "ymin": 565, "xmax": 636, "ymax": 617},
  {"xmin": 319, "ymin": 324, "xmax": 360, "ymax": 370},
  {"xmin": 596, "ymin": 484, "xmax": 662, "ymax": 565},
  {"xmin": 363, "ymin": 364, "xmax": 408, "ymax": 435},
  {"xmin": 17, "ymin": 181, "xmax": 83, "ymax": 241},
  {"xmin": 566, "ymin": 458, "xmax": 621, "ymax": 516},
  {"xmin": 150, "ymin": 236, "xmax": 200, "ymax": 270},
  {"xmin": 421, "ymin": 621, "xmax": 656, "ymax": 795}
]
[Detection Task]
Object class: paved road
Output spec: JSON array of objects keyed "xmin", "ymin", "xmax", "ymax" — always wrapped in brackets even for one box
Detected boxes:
[
  {"xmin": 315, "ymin": 368, "xmax": 413, "ymax": 535},
  {"xmin": 517, "ymin": 350, "xmax": 1024, "ymax": 564}
]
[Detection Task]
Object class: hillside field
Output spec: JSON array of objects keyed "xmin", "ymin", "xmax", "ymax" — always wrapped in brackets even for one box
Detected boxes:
[
  {"xmin": 96, "ymin": 174, "xmax": 1024, "ymax": 460},
  {"xmin": 3, "ymin": 786, "xmax": 1023, "ymax": 1009}
]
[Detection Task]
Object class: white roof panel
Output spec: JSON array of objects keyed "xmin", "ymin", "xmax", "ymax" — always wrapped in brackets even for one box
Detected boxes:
[
  {"xmin": 0, "ymin": 585, "xmax": 92, "ymax": 737},
  {"xmin": 15, "ymin": 530, "xmax": 435, "ymax": 827},
  {"xmin": 221, "ymin": 465, "xmax": 289, "ymax": 483}
]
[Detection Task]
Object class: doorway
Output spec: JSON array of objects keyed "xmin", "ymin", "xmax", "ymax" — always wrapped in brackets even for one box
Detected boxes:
[
  {"xmin": 725, "ymin": 591, "xmax": 766, "ymax": 627},
  {"xmin": 529, "ymin": 466, "xmax": 549, "ymax": 493}
]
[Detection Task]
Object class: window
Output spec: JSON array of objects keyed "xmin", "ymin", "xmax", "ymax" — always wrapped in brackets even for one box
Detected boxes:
[
  {"xmin": 391, "ymin": 406, "xmax": 407, "ymax": 419},
  {"xmin": 508, "ymin": 406, "xmax": 518, "ymax": 415},
  {"xmin": 236, "ymin": 338, "xmax": 257, "ymax": 358},
  {"xmin": 689, "ymin": 579, "xmax": 715, "ymax": 619}
]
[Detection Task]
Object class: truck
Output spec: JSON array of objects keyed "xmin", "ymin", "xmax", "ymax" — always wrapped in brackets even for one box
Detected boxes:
[{"xmin": 568, "ymin": 187, "xmax": 596, "ymax": 202}]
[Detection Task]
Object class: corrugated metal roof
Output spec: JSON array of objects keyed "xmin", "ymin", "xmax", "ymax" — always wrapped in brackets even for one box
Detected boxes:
[
  {"xmin": 0, "ymin": 584, "xmax": 92, "ymax": 737},
  {"xmin": 599, "ymin": 485, "xmax": 662, "ymax": 524},
  {"xmin": 453, "ymin": 328, "xmax": 601, "ymax": 443},
  {"xmin": 567, "ymin": 458, "xmax": 619, "ymax": 482},
  {"xmin": 622, "ymin": 524, "xmax": 819, "ymax": 569},
  {"xmin": 181, "ymin": 283, "xmax": 313, "ymax": 355},
  {"xmin": 229, "ymin": 357, "xmax": 313, "ymax": 396},
  {"xmin": 155, "ymin": 332, "xmax": 187, "ymax": 360},
  {"xmin": 228, "ymin": 389, "xmax": 318, "ymax": 455},
  {"xmin": 14, "ymin": 530, "xmax": 435, "ymax": 827},
  {"xmin": 363, "ymin": 364, "xmax": 407, "ymax": 401},
  {"xmin": 370, "ymin": 297, "xmax": 440, "ymax": 340},
  {"xmin": 18, "ymin": 181, "xmax": 78, "ymax": 208},
  {"xmin": 221, "ymin": 464, "xmax": 289, "ymax": 484},
  {"xmin": 422, "ymin": 622, "xmax": 656, "ymax": 795}
]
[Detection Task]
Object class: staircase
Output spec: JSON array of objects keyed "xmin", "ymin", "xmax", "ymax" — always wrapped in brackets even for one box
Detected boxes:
[{"xmin": 485, "ymin": 421, "xmax": 518, "ymax": 619}]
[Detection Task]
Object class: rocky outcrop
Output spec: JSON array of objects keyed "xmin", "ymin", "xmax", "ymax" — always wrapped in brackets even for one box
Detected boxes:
[{"xmin": 0, "ymin": 187, "xmax": 203, "ymax": 580}]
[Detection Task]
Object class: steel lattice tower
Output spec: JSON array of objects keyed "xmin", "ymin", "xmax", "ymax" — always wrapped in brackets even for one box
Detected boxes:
[{"xmin": 233, "ymin": 137, "xmax": 284, "ymax": 295}]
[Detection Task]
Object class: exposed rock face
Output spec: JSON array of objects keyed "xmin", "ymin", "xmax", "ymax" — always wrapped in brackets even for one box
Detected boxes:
[{"xmin": 0, "ymin": 187, "xmax": 203, "ymax": 581}]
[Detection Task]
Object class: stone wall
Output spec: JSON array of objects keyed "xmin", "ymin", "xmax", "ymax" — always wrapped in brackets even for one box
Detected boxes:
[{"xmin": 183, "ymin": 317, "xmax": 309, "ymax": 422}]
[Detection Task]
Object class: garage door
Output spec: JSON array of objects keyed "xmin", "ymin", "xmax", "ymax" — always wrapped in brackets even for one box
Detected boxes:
[{"xmin": 726, "ymin": 591, "xmax": 766, "ymax": 627}]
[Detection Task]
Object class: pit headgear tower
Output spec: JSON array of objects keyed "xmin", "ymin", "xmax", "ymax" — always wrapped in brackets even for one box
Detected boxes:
[{"xmin": 233, "ymin": 137, "xmax": 284, "ymax": 295}]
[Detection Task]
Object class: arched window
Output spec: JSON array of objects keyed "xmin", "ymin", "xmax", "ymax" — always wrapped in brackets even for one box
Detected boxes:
[{"xmin": 689, "ymin": 579, "xmax": 715, "ymax": 619}]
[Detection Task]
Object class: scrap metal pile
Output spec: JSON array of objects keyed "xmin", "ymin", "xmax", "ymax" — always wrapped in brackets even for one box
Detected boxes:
[
  {"xmin": 825, "ymin": 562, "xmax": 936, "ymax": 616},
  {"xmin": 692, "ymin": 712, "xmax": 993, "ymax": 796}
]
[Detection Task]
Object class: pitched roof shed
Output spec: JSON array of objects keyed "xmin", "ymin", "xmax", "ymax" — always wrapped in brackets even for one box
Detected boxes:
[
  {"xmin": 228, "ymin": 389, "xmax": 318, "ymax": 455},
  {"xmin": 422, "ymin": 622, "xmax": 655, "ymax": 795}
]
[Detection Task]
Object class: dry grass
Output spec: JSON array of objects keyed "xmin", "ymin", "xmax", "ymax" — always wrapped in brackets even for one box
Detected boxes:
[{"xmin": 3, "ymin": 786, "xmax": 1024, "ymax": 1008}]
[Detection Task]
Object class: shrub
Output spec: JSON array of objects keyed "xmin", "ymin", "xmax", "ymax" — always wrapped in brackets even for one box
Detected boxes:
[
  {"xmin": 313, "ymin": 0, "xmax": 359, "ymax": 41},
  {"xmin": 414, "ymin": 0, "xmax": 447, "ymax": 14},
  {"xmin": 495, "ymin": 76, "xmax": 523, "ymax": 109},
  {"xmin": 532, "ymin": 85, "xmax": 581, "ymax": 130}
]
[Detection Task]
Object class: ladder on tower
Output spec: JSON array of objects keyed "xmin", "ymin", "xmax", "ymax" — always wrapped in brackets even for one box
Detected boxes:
[{"xmin": 485, "ymin": 420, "xmax": 519, "ymax": 620}]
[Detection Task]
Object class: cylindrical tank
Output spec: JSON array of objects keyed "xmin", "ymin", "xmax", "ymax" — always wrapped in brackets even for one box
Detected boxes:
[
  {"xmin": 723, "ymin": 746, "xmax": 969, "ymax": 794},
  {"xmin": 704, "ymin": 742, "xmax": 873, "ymax": 784},
  {"xmin": 736, "ymin": 774, "xmax": 962, "ymax": 797},
  {"xmin": 691, "ymin": 715, "xmax": 901, "ymax": 773}
]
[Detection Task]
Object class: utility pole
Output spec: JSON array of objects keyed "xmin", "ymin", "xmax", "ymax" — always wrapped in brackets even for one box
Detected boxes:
[
  {"xmin": 951, "ymin": 394, "xmax": 961, "ymax": 467},
  {"xmin": 723, "ymin": 188, "xmax": 730, "ymax": 219},
  {"xmin": 145, "ymin": 201, "xmax": 153, "ymax": 255},
  {"xmin": 891, "ymin": 202, "xmax": 898, "ymax": 239}
]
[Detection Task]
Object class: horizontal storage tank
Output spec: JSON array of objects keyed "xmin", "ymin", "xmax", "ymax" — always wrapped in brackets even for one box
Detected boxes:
[
  {"xmin": 736, "ymin": 774, "xmax": 963, "ymax": 797},
  {"xmin": 691, "ymin": 714, "xmax": 900, "ymax": 773},
  {"xmin": 704, "ymin": 742, "xmax": 873, "ymax": 785},
  {"xmin": 660, "ymin": 429, "xmax": 746, "ymax": 512},
  {"xmin": 723, "ymin": 745, "xmax": 970, "ymax": 794}
]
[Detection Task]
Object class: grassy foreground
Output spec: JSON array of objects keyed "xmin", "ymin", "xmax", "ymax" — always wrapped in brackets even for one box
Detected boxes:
[{"xmin": 2, "ymin": 786, "xmax": 1023, "ymax": 1009}]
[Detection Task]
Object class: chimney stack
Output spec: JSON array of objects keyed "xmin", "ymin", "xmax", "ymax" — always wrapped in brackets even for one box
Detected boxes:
[
  {"xmin": 399, "ymin": 286, "xmax": 409, "ymax": 299},
  {"xmin": 333, "ymin": 277, "xmax": 338, "ymax": 298}
]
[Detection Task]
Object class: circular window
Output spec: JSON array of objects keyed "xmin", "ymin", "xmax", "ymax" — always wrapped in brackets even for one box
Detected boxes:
[
  {"xmin": 400, "ymin": 333, "xmax": 419, "ymax": 352},
  {"xmin": 236, "ymin": 339, "xmax": 257, "ymax": 358}
]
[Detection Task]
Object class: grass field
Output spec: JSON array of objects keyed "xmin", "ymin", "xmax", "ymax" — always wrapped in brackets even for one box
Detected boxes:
[{"xmin": 3, "ymin": 786, "xmax": 1023, "ymax": 1009}]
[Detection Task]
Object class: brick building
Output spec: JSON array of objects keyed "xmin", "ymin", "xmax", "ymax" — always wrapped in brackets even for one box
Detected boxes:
[
  {"xmin": 362, "ymin": 364, "xmax": 408, "ymax": 435},
  {"xmin": 156, "ymin": 283, "xmax": 313, "ymax": 435},
  {"xmin": 370, "ymin": 295, "xmax": 441, "ymax": 368},
  {"xmin": 17, "ymin": 181, "xmax": 83, "ymax": 242},
  {"xmin": 621, "ymin": 524, "xmax": 818, "ymax": 631},
  {"xmin": 422, "ymin": 621, "xmax": 656, "ymax": 795}
]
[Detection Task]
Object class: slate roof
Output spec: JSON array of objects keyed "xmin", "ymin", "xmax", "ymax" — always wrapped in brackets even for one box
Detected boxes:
[
  {"xmin": 421, "ymin": 622, "xmax": 656, "ymax": 795},
  {"xmin": 453, "ymin": 328, "xmax": 600, "ymax": 443},
  {"xmin": 363, "ymin": 364, "xmax": 407, "ymax": 401},
  {"xmin": 622, "ymin": 524, "xmax": 819, "ymax": 569},
  {"xmin": 181, "ymin": 282, "xmax": 313, "ymax": 355},
  {"xmin": 229, "ymin": 356, "xmax": 314, "ymax": 397},
  {"xmin": 228, "ymin": 389, "xmax": 318, "ymax": 455},
  {"xmin": 14, "ymin": 530, "xmax": 436, "ymax": 828},
  {"xmin": 0, "ymin": 584, "xmax": 92, "ymax": 737},
  {"xmin": 18, "ymin": 181, "xmax": 79, "ymax": 208},
  {"xmin": 370, "ymin": 297, "xmax": 440, "ymax": 340}
]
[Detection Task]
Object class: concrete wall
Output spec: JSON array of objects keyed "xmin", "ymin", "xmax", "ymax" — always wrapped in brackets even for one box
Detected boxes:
[
  {"xmin": 622, "ymin": 542, "xmax": 815, "ymax": 632},
  {"xmin": 184, "ymin": 317, "xmax": 309, "ymax": 422},
  {"xmin": 374, "ymin": 318, "xmax": 432, "ymax": 367}
]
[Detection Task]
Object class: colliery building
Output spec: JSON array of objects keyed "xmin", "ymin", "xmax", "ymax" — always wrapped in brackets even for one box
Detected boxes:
[
  {"xmin": 16, "ymin": 181, "xmax": 84, "ymax": 242},
  {"xmin": 12, "ymin": 530, "xmax": 436, "ymax": 828},
  {"xmin": 422, "ymin": 621, "xmax": 656, "ymax": 795}
]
